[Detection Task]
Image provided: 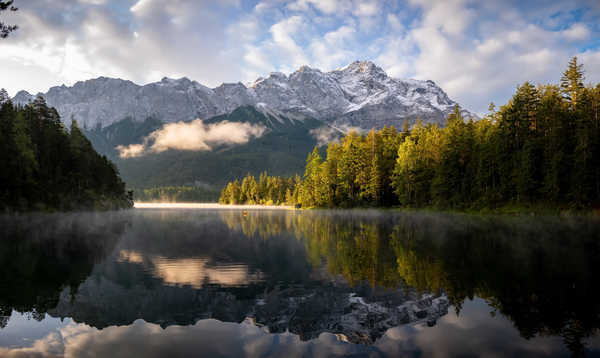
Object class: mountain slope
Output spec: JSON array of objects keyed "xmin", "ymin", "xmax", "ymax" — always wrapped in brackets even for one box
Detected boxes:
[
  {"xmin": 14, "ymin": 61, "xmax": 477, "ymax": 130},
  {"xmin": 11, "ymin": 61, "xmax": 477, "ymax": 190},
  {"xmin": 85, "ymin": 106, "xmax": 338, "ymax": 188}
]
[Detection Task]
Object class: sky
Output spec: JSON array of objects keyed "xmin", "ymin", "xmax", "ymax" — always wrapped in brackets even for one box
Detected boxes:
[{"xmin": 0, "ymin": 0, "xmax": 599, "ymax": 114}]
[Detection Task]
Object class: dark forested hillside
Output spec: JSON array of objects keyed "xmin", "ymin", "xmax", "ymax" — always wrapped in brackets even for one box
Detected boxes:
[
  {"xmin": 220, "ymin": 58, "xmax": 600, "ymax": 211},
  {"xmin": 0, "ymin": 93, "xmax": 132, "ymax": 212},
  {"xmin": 85, "ymin": 106, "xmax": 336, "ymax": 189}
]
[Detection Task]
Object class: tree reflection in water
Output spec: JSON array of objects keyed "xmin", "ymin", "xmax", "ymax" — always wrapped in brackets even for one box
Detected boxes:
[
  {"xmin": 0, "ymin": 212, "xmax": 129, "ymax": 325},
  {"xmin": 0, "ymin": 209, "xmax": 599, "ymax": 356},
  {"xmin": 220, "ymin": 210, "xmax": 600, "ymax": 355}
]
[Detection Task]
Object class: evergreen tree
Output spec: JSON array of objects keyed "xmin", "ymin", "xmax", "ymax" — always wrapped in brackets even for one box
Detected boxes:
[
  {"xmin": 392, "ymin": 137, "xmax": 418, "ymax": 205},
  {"xmin": 561, "ymin": 57, "xmax": 585, "ymax": 109},
  {"xmin": 219, "ymin": 58, "xmax": 600, "ymax": 211},
  {"xmin": 0, "ymin": 0, "xmax": 17, "ymax": 39},
  {"xmin": 0, "ymin": 95, "xmax": 131, "ymax": 211},
  {"xmin": 300, "ymin": 146, "xmax": 323, "ymax": 207}
]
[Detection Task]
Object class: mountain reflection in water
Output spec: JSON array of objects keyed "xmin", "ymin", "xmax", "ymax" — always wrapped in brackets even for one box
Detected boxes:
[{"xmin": 1, "ymin": 209, "xmax": 600, "ymax": 357}]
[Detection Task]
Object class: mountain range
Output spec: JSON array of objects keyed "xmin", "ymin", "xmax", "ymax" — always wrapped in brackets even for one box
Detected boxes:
[
  {"xmin": 11, "ymin": 61, "xmax": 478, "ymax": 191},
  {"xmin": 13, "ymin": 61, "xmax": 476, "ymax": 130}
]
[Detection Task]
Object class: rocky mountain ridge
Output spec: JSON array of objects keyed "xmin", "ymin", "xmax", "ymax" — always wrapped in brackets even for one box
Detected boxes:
[{"xmin": 13, "ymin": 61, "xmax": 477, "ymax": 130}]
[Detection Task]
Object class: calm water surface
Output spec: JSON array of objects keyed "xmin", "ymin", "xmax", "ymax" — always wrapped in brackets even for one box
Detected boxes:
[{"xmin": 1, "ymin": 207, "xmax": 600, "ymax": 357}]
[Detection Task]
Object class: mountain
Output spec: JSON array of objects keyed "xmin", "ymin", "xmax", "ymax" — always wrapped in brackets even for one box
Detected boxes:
[
  {"xmin": 13, "ymin": 61, "xmax": 476, "ymax": 130},
  {"xmin": 11, "ymin": 61, "xmax": 478, "ymax": 190},
  {"xmin": 85, "ymin": 106, "xmax": 338, "ymax": 189}
]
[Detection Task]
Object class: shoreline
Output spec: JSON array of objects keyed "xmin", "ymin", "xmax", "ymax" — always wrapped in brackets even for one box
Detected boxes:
[
  {"xmin": 132, "ymin": 202, "xmax": 600, "ymax": 217},
  {"xmin": 133, "ymin": 202, "xmax": 295, "ymax": 210}
]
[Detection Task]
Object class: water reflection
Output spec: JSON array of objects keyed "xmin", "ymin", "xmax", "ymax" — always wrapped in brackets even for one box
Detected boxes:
[
  {"xmin": 118, "ymin": 250, "xmax": 264, "ymax": 288},
  {"xmin": 1, "ymin": 209, "xmax": 600, "ymax": 357},
  {"xmin": 220, "ymin": 210, "xmax": 600, "ymax": 355},
  {"xmin": 0, "ymin": 301, "xmax": 592, "ymax": 358},
  {"xmin": 0, "ymin": 212, "xmax": 128, "ymax": 322}
]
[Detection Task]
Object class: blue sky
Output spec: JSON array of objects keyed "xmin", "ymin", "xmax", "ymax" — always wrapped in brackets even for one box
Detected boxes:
[{"xmin": 1, "ymin": 0, "xmax": 599, "ymax": 113}]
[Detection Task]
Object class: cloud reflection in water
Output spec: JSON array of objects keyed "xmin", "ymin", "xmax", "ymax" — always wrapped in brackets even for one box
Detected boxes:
[
  {"xmin": 3, "ymin": 298, "xmax": 598, "ymax": 358},
  {"xmin": 118, "ymin": 250, "xmax": 264, "ymax": 288}
]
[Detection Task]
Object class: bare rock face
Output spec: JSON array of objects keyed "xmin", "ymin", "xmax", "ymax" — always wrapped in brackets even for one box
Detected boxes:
[{"xmin": 12, "ymin": 61, "xmax": 477, "ymax": 130}]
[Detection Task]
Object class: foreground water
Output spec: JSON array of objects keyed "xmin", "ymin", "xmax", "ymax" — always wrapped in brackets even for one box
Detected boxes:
[{"xmin": 1, "ymin": 207, "xmax": 600, "ymax": 357}]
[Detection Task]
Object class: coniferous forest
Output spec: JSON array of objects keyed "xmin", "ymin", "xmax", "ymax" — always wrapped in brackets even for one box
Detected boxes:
[
  {"xmin": 0, "ymin": 93, "xmax": 132, "ymax": 212},
  {"xmin": 220, "ymin": 58, "xmax": 600, "ymax": 211}
]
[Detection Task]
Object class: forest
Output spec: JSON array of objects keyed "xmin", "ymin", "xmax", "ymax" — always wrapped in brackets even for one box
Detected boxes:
[
  {"xmin": 219, "ymin": 58, "xmax": 600, "ymax": 210},
  {"xmin": 0, "ymin": 93, "xmax": 132, "ymax": 212}
]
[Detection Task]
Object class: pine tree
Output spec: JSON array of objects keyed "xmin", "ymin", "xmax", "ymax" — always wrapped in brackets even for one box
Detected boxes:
[
  {"xmin": 379, "ymin": 126, "xmax": 402, "ymax": 205},
  {"xmin": 431, "ymin": 106, "xmax": 472, "ymax": 207},
  {"xmin": 323, "ymin": 142, "xmax": 341, "ymax": 206},
  {"xmin": 0, "ymin": 88, "xmax": 9, "ymax": 104},
  {"xmin": 0, "ymin": 0, "xmax": 18, "ymax": 39},
  {"xmin": 561, "ymin": 57, "xmax": 585, "ymax": 109},
  {"xmin": 392, "ymin": 137, "xmax": 418, "ymax": 205},
  {"xmin": 337, "ymin": 132, "xmax": 362, "ymax": 206},
  {"xmin": 301, "ymin": 146, "xmax": 323, "ymax": 207},
  {"xmin": 1, "ymin": 96, "xmax": 131, "ymax": 211},
  {"xmin": 402, "ymin": 119, "xmax": 410, "ymax": 134},
  {"xmin": 367, "ymin": 154, "xmax": 382, "ymax": 204}
]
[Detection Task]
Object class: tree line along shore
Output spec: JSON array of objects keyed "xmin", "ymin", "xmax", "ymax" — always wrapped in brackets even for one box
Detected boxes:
[{"xmin": 220, "ymin": 58, "xmax": 600, "ymax": 212}]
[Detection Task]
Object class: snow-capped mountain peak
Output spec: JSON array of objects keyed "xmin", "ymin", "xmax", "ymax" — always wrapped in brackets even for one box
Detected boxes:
[
  {"xmin": 340, "ymin": 60, "xmax": 386, "ymax": 76},
  {"xmin": 11, "ymin": 61, "xmax": 477, "ymax": 130}
]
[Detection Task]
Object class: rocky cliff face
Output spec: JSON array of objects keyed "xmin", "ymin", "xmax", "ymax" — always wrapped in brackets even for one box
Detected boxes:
[{"xmin": 13, "ymin": 61, "xmax": 476, "ymax": 130}]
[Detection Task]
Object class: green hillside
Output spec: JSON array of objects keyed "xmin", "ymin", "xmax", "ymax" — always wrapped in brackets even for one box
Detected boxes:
[{"xmin": 84, "ymin": 106, "xmax": 338, "ymax": 191}]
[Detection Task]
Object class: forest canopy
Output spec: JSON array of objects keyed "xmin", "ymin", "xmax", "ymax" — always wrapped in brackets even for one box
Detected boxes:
[
  {"xmin": 0, "ymin": 92, "xmax": 132, "ymax": 212},
  {"xmin": 220, "ymin": 57, "xmax": 600, "ymax": 211}
]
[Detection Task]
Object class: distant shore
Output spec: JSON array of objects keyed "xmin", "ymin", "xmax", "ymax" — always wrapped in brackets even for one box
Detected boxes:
[{"xmin": 134, "ymin": 202, "xmax": 294, "ymax": 210}]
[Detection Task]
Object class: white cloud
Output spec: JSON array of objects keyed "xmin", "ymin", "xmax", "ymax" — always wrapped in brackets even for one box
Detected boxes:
[
  {"xmin": 268, "ymin": 16, "xmax": 310, "ymax": 69},
  {"xmin": 79, "ymin": 0, "xmax": 107, "ymax": 4},
  {"xmin": 0, "ymin": 318, "xmax": 378, "ymax": 358},
  {"xmin": 373, "ymin": 1, "xmax": 600, "ymax": 114},
  {"xmin": 476, "ymin": 38, "xmax": 503, "ymax": 56},
  {"xmin": 578, "ymin": 50, "xmax": 600, "ymax": 84},
  {"xmin": 562, "ymin": 23, "xmax": 590, "ymax": 41},
  {"xmin": 0, "ymin": 0, "xmax": 245, "ymax": 95},
  {"xmin": 410, "ymin": 0, "xmax": 476, "ymax": 36},
  {"xmin": 228, "ymin": 18, "xmax": 261, "ymax": 42},
  {"xmin": 353, "ymin": 2, "xmax": 379, "ymax": 17},
  {"xmin": 386, "ymin": 14, "xmax": 404, "ymax": 32},
  {"xmin": 310, "ymin": 25, "xmax": 357, "ymax": 70},
  {"xmin": 117, "ymin": 144, "xmax": 146, "ymax": 158},
  {"xmin": 310, "ymin": 126, "xmax": 340, "ymax": 146},
  {"xmin": 1, "ymin": 0, "xmax": 600, "ymax": 116},
  {"xmin": 243, "ymin": 45, "xmax": 274, "ymax": 74},
  {"xmin": 116, "ymin": 120, "xmax": 267, "ymax": 158},
  {"xmin": 287, "ymin": 0, "xmax": 352, "ymax": 15}
]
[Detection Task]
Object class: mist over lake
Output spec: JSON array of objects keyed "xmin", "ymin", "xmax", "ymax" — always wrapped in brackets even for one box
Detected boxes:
[{"xmin": 1, "ymin": 207, "xmax": 600, "ymax": 357}]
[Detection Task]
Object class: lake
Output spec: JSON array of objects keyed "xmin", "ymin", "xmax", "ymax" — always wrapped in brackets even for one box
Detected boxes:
[{"xmin": 1, "ymin": 206, "xmax": 600, "ymax": 357}]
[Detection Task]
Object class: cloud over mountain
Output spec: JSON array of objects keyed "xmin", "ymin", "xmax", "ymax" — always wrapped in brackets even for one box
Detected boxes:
[{"xmin": 117, "ymin": 120, "xmax": 267, "ymax": 158}]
